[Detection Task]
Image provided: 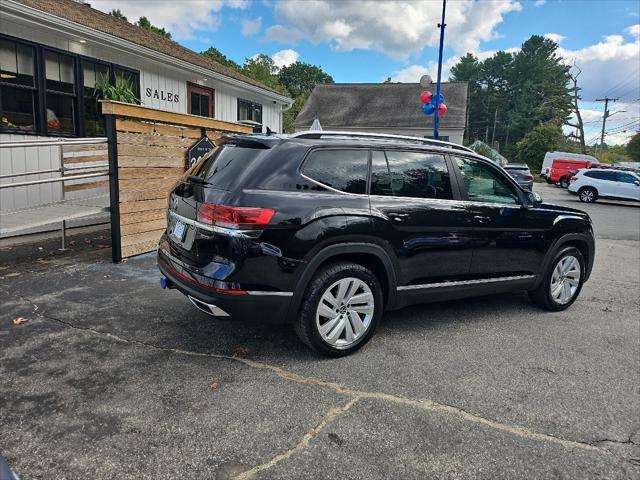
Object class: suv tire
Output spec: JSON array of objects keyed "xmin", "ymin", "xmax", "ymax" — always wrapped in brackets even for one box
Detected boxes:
[
  {"xmin": 578, "ymin": 186, "xmax": 597, "ymax": 203},
  {"xmin": 294, "ymin": 262, "xmax": 383, "ymax": 357},
  {"xmin": 529, "ymin": 246, "xmax": 585, "ymax": 311}
]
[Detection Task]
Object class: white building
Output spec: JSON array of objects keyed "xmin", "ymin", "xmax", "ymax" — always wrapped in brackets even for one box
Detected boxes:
[
  {"xmin": 295, "ymin": 83, "xmax": 468, "ymax": 145},
  {"xmin": 0, "ymin": 0, "xmax": 292, "ymax": 211}
]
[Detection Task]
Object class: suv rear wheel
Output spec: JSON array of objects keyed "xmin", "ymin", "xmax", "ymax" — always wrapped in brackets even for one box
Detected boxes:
[
  {"xmin": 295, "ymin": 262, "xmax": 383, "ymax": 356},
  {"xmin": 578, "ymin": 186, "xmax": 597, "ymax": 203},
  {"xmin": 529, "ymin": 246, "xmax": 585, "ymax": 311}
]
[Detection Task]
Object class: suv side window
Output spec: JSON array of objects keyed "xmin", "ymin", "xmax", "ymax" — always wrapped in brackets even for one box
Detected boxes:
[
  {"xmin": 302, "ymin": 149, "xmax": 368, "ymax": 194},
  {"xmin": 454, "ymin": 157, "xmax": 519, "ymax": 205},
  {"xmin": 616, "ymin": 172, "xmax": 638, "ymax": 183},
  {"xmin": 370, "ymin": 150, "xmax": 453, "ymax": 199}
]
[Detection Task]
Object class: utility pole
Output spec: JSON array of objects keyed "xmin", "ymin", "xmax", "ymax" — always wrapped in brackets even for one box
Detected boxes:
[
  {"xmin": 595, "ymin": 97, "xmax": 618, "ymax": 148},
  {"xmin": 491, "ymin": 107, "xmax": 498, "ymax": 148},
  {"xmin": 433, "ymin": 0, "xmax": 447, "ymax": 140}
]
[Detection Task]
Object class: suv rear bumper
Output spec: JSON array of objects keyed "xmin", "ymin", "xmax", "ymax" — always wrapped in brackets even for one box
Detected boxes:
[{"xmin": 157, "ymin": 241, "xmax": 292, "ymax": 323}]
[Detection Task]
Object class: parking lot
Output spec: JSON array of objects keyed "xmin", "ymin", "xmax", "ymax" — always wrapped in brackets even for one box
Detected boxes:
[{"xmin": 1, "ymin": 182, "xmax": 639, "ymax": 479}]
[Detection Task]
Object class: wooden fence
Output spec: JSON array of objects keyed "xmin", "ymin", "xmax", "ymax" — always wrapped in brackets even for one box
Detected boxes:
[{"xmin": 102, "ymin": 101, "xmax": 252, "ymax": 261}]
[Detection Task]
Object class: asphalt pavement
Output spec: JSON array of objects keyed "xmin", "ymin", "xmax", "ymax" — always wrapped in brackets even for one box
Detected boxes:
[{"xmin": 1, "ymin": 184, "xmax": 638, "ymax": 479}]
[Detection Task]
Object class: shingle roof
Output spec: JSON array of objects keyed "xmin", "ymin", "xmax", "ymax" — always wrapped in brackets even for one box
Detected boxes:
[
  {"xmin": 295, "ymin": 82, "xmax": 468, "ymax": 129},
  {"xmin": 13, "ymin": 0, "xmax": 289, "ymax": 98}
]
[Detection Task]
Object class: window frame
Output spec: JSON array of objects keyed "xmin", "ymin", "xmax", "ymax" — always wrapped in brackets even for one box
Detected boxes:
[
  {"xmin": 187, "ymin": 82, "xmax": 215, "ymax": 118},
  {"xmin": 0, "ymin": 32, "xmax": 140, "ymax": 137},
  {"xmin": 448, "ymin": 154, "xmax": 524, "ymax": 206}
]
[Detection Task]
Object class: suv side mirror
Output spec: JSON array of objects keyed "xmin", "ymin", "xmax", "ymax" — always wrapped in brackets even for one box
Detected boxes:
[{"xmin": 522, "ymin": 190, "xmax": 542, "ymax": 208}]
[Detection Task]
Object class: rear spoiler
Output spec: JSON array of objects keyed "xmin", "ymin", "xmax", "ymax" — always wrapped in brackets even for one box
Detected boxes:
[{"xmin": 218, "ymin": 134, "xmax": 281, "ymax": 149}]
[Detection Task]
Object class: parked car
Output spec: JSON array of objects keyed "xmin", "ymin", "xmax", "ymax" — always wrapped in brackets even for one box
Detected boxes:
[
  {"xmin": 158, "ymin": 131, "xmax": 595, "ymax": 356},
  {"xmin": 540, "ymin": 151, "xmax": 598, "ymax": 181},
  {"xmin": 503, "ymin": 163, "xmax": 534, "ymax": 190},
  {"xmin": 568, "ymin": 168, "xmax": 640, "ymax": 203},
  {"xmin": 550, "ymin": 158, "xmax": 601, "ymax": 187}
]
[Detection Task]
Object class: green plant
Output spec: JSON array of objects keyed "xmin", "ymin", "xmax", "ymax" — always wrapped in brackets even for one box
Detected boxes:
[
  {"xmin": 515, "ymin": 122, "xmax": 563, "ymax": 171},
  {"xmin": 627, "ymin": 132, "xmax": 640, "ymax": 161},
  {"xmin": 93, "ymin": 73, "xmax": 140, "ymax": 104}
]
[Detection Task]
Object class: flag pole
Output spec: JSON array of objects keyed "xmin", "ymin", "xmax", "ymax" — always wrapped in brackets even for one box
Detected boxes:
[{"xmin": 433, "ymin": 0, "xmax": 447, "ymax": 140}]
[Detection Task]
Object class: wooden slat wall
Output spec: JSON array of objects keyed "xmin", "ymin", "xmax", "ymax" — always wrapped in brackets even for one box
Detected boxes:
[
  {"xmin": 62, "ymin": 145, "xmax": 109, "ymax": 195},
  {"xmin": 105, "ymin": 101, "xmax": 252, "ymax": 259}
]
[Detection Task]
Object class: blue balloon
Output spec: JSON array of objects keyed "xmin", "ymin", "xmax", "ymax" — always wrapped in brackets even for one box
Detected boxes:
[
  {"xmin": 422, "ymin": 102, "xmax": 436, "ymax": 115},
  {"xmin": 433, "ymin": 93, "xmax": 445, "ymax": 103}
]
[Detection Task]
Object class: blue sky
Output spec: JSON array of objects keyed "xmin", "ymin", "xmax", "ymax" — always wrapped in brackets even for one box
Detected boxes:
[{"xmin": 93, "ymin": 0, "xmax": 639, "ymax": 144}]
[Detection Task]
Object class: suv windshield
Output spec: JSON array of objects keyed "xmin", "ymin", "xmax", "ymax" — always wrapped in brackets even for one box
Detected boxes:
[{"xmin": 192, "ymin": 145, "xmax": 263, "ymax": 190}]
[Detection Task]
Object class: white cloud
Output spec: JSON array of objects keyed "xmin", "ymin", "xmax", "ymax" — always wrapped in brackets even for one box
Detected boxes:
[
  {"xmin": 534, "ymin": 0, "xmax": 546, "ymax": 6},
  {"xmin": 242, "ymin": 17, "xmax": 262, "ymax": 36},
  {"xmin": 91, "ymin": 0, "xmax": 247, "ymax": 41},
  {"xmin": 626, "ymin": 24, "xmax": 640, "ymax": 38},
  {"xmin": 558, "ymin": 33, "xmax": 640, "ymax": 102},
  {"xmin": 565, "ymin": 101, "xmax": 640, "ymax": 145},
  {"xmin": 544, "ymin": 32, "xmax": 566, "ymax": 44},
  {"xmin": 266, "ymin": 0, "xmax": 522, "ymax": 60},
  {"xmin": 271, "ymin": 49, "xmax": 299, "ymax": 69}
]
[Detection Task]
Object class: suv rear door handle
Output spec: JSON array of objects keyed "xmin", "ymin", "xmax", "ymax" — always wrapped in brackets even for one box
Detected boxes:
[
  {"xmin": 473, "ymin": 215, "xmax": 491, "ymax": 224},
  {"xmin": 388, "ymin": 212, "xmax": 410, "ymax": 222}
]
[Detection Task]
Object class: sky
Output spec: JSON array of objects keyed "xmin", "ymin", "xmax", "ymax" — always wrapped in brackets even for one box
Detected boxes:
[{"xmin": 91, "ymin": 0, "xmax": 640, "ymax": 145}]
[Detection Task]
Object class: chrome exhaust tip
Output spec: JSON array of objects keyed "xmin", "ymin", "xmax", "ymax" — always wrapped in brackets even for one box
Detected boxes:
[{"xmin": 188, "ymin": 295, "xmax": 230, "ymax": 317}]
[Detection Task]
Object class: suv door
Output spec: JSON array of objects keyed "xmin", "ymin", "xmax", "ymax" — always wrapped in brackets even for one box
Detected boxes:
[
  {"xmin": 614, "ymin": 171, "xmax": 640, "ymax": 200},
  {"xmin": 451, "ymin": 156, "xmax": 553, "ymax": 276},
  {"xmin": 368, "ymin": 149, "xmax": 473, "ymax": 287}
]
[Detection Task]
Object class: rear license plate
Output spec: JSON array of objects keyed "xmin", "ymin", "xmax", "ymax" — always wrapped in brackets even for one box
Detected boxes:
[{"xmin": 172, "ymin": 221, "xmax": 186, "ymax": 241}]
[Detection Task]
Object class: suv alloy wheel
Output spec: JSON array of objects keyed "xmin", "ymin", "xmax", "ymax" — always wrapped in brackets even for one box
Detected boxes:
[
  {"xmin": 578, "ymin": 187, "xmax": 597, "ymax": 203},
  {"xmin": 529, "ymin": 247, "xmax": 585, "ymax": 311},
  {"xmin": 294, "ymin": 262, "xmax": 383, "ymax": 356}
]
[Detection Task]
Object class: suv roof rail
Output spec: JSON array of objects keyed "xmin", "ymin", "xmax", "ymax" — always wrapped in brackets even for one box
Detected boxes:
[{"xmin": 290, "ymin": 130, "xmax": 474, "ymax": 153}]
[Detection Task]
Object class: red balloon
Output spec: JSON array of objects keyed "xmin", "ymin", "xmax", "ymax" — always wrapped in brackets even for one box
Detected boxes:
[
  {"xmin": 420, "ymin": 90, "xmax": 433, "ymax": 104},
  {"xmin": 438, "ymin": 103, "xmax": 448, "ymax": 115}
]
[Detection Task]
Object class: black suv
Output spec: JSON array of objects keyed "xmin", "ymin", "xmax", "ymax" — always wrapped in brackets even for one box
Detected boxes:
[{"xmin": 158, "ymin": 132, "xmax": 595, "ymax": 356}]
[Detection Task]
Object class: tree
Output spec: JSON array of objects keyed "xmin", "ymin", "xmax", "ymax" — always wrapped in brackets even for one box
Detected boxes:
[
  {"xmin": 627, "ymin": 132, "xmax": 640, "ymax": 161},
  {"xmin": 449, "ymin": 35, "xmax": 572, "ymax": 158},
  {"xmin": 241, "ymin": 55, "xmax": 288, "ymax": 95},
  {"xmin": 201, "ymin": 47, "xmax": 242, "ymax": 71},
  {"xmin": 515, "ymin": 122, "xmax": 563, "ymax": 171},
  {"xmin": 136, "ymin": 16, "xmax": 172, "ymax": 40},
  {"xmin": 277, "ymin": 62, "xmax": 334, "ymax": 98},
  {"xmin": 108, "ymin": 9, "xmax": 128, "ymax": 21}
]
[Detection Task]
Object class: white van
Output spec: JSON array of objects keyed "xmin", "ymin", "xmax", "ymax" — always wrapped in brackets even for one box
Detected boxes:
[{"xmin": 540, "ymin": 151, "xmax": 598, "ymax": 180}]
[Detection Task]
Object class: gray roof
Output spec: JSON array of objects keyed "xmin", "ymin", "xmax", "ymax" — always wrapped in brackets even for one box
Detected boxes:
[{"xmin": 295, "ymin": 82, "xmax": 468, "ymax": 129}]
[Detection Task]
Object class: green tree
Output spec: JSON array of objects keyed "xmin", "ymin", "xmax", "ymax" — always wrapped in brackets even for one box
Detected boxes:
[
  {"xmin": 278, "ymin": 62, "xmax": 334, "ymax": 98},
  {"xmin": 627, "ymin": 132, "xmax": 640, "ymax": 161},
  {"xmin": 515, "ymin": 122, "xmax": 563, "ymax": 171},
  {"xmin": 136, "ymin": 16, "xmax": 172, "ymax": 40},
  {"xmin": 108, "ymin": 9, "xmax": 128, "ymax": 21},
  {"xmin": 450, "ymin": 35, "xmax": 572, "ymax": 157},
  {"xmin": 241, "ymin": 54, "xmax": 288, "ymax": 94},
  {"xmin": 201, "ymin": 47, "xmax": 242, "ymax": 71}
]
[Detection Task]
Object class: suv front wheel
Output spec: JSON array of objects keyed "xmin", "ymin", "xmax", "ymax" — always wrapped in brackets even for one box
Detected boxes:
[
  {"xmin": 295, "ymin": 262, "xmax": 383, "ymax": 356},
  {"xmin": 529, "ymin": 246, "xmax": 585, "ymax": 311}
]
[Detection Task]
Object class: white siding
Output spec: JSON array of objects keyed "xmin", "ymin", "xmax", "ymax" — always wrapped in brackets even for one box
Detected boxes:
[{"xmin": 0, "ymin": 134, "xmax": 61, "ymax": 211}]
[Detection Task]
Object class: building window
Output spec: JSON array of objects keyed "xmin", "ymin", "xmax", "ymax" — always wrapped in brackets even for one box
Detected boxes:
[
  {"xmin": 188, "ymin": 82, "xmax": 214, "ymax": 117},
  {"xmin": 44, "ymin": 50, "xmax": 77, "ymax": 135},
  {"xmin": 0, "ymin": 38, "xmax": 37, "ymax": 132},
  {"xmin": 0, "ymin": 34, "xmax": 140, "ymax": 137},
  {"xmin": 82, "ymin": 60, "xmax": 109, "ymax": 136},
  {"xmin": 237, "ymin": 98, "xmax": 262, "ymax": 132}
]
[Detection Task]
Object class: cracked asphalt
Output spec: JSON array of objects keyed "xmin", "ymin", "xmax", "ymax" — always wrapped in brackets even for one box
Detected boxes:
[{"xmin": 1, "ymin": 182, "xmax": 639, "ymax": 479}]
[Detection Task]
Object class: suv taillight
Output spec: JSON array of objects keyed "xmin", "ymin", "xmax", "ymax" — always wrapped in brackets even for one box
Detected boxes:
[
  {"xmin": 197, "ymin": 203, "xmax": 275, "ymax": 229},
  {"xmin": 524, "ymin": 175, "xmax": 534, "ymax": 180}
]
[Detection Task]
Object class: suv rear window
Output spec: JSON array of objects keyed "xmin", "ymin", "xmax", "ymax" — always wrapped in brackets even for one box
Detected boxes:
[
  {"xmin": 302, "ymin": 149, "xmax": 368, "ymax": 194},
  {"xmin": 193, "ymin": 145, "xmax": 262, "ymax": 190}
]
